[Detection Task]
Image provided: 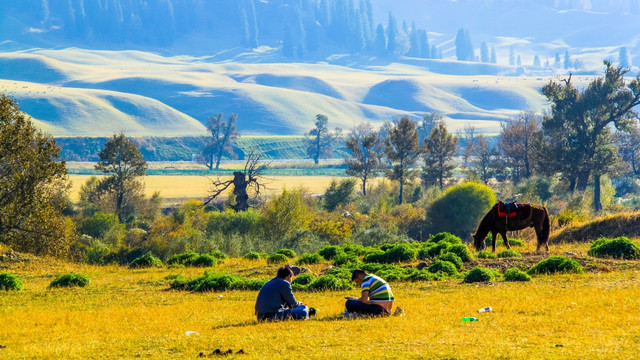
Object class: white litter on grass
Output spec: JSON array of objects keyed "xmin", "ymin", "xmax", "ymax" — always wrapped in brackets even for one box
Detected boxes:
[
  {"xmin": 185, "ymin": 331, "xmax": 199, "ymax": 336},
  {"xmin": 218, "ymin": 295, "xmax": 223, "ymax": 298}
]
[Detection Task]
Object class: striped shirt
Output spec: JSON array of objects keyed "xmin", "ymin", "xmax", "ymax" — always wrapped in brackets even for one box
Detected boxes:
[{"xmin": 361, "ymin": 275, "xmax": 394, "ymax": 302}]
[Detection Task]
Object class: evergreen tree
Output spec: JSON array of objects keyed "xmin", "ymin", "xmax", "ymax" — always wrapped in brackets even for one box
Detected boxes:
[
  {"xmin": 384, "ymin": 116, "xmax": 422, "ymax": 204},
  {"xmin": 431, "ymin": 44, "xmax": 439, "ymax": 59},
  {"xmin": 619, "ymin": 47, "xmax": 630, "ymax": 68},
  {"xmin": 491, "ymin": 46, "xmax": 497, "ymax": 63},
  {"xmin": 517, "ymin": 55, "xmax": 522, "ymax": 66},
  {"xmin": 418, "ymin": 112, "xmax": 444, "ymax": 146},
  {"xmin": 421, "ymin": 123, "xmax": 458, "ymax": 189},
  {"xmin": 374, "ymin": 24, "xmax": 387, "ymax": 57},
  {"xmin": 419, "ymin": 30, "xmax": 430, "ymax": 58},
  {"xmin": 555, "ymin": 52, "xmax": 561, "ymax": 68},
  {"xmin": 408, "ymin": 23, "xmax": 420, "ymax": 57},
  {"xmin": 533, "ymin": 55, "xmax": 541, "ymax": 67},
  {"xmin": 480, "ymin": 41, "xmax": 490, "ymax": 63},
  {"xmin": 455, "ymin": 28, "xmax": 474, "ymax": 61},
  {"xmin": 564, "ymin": 50, "xmax": 572, "ymax": 69},
  {"xmin": 386, "ymin": 12, "xmax": 399, "ymax": 55}
]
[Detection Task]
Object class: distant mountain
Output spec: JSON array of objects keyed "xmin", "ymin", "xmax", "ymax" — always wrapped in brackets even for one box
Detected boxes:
[{"xmin": 0, "ymin": 0, "xmax": 638, "ymax": 137}]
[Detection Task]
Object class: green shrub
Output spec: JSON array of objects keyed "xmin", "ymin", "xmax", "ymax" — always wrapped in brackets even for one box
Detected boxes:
[
  {"xmin": 528, "ymin": 256, "xmax": 583, "ymax": 275},
  {"xmin": 129, "ymin": 253, "xmax": 163, "ymax": 268},
  {"xmin": 79, "ymin": 211, "xmax": 121, "ymax": 239},
  {"xmin": 275, "ymin": 248, "xmax": 297, "ymax": 259},
  {"xmin": 0, "ymin": 272, "xmax": 23, "ymax": 291},
  {"xmin": 167, "ymin": 252, "xmax": 216, "ymax": 267},
  {"xmin": 167, "ymin": 251, "xmax": 199, "ymax": 265},
  {"xmin": 428, "ymin": 232, "xmax": 463, "ymax": 245},
  {"xmin": 170, "ymin": 271, "xmax": 267, "ymax": 292},
  {"xmin": 477, "ymin": 251, "xmax": 497, "ymax": 259},
  {"xmin": 428, "ymin": 260, "xmax": 459, "ymax": 276},
  {"xmin": 384, "ymin": 243, "xmax": 418, "ymax": 263},
  {"xmin": 508, "ymin": 238, "xmax": 525, "ymax": 246},
  {"xmin": 244, "ymin": 252, "xmax": 262, "ymax": 260},
  {"xmin": 308, "ymin": 275, "xmax": 352, "ymax": 291},
  {"xmin": 587, "ymin": 237, "xmax": 640, "ymax": 260},
  {"xmin": 297, "ymin": 253, "xmax": 323, "ymax": 265},
  {"xmin": 503, "ymin": 268, "xmax": 531, "ymax": 282},
  {"xmin": 436, "ymin": 252, "xmax": 463, "ymax": 270},
  {"xmin": 333, "ymin": 252, "xmax": 359, "ymax": 266},
  {"xmin": 497, "ymin": 249, "xmax": 522, "ymax": 258},
  {"xmin": 209, "ymin": 250, "xmax": 227, "ymax": 259},
  {"xmin": 318, "ymin": 245, "xmax": 343, "ymax": 260},
  {"xmin": 362, "ymin": 249, "xmax": 386, "ymax": 263},
  {"xmin": 85, "ymin": 240, "xmax": 111, "ymax": 265},
  {"xmin": 341, "ymin": 243, "xmax": 366, "ymax": 256},
  {"xmin": 445, "ymin": 244, "xmax": 473, "ymax": 262},
  {"xmin": 428, "ymin": 182, "xmax": 496, "ymax": 238},
  {"xmin": 192, "ymin": 254, "xmax": 217, "ymax": 267},
  {"xmin": 292, "ymin": 273, "xmax": 316, "ymax": 286},
  {"xmin": 49, "ymin": 272, "xmax": 91, "ymax": 288},
  {"xmin": 463, "ymin": 266, "xmax": 496, "ymax": 283},
  {"xmin": 266, "ymin": 253, "xmax": 288, "ymax": 264},
  {"xmin": 419, "ymin": 242, "xmax": 450, "ymax": 260}
]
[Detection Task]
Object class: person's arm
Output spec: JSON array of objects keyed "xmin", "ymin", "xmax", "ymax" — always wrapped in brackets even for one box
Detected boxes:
[
  {"xmin": 280, "ymin": 280, "xmax": 301, "ymax": 308},
  {"xmin": 357, "ymin": 290, "xmax": 370, "ymax": 304}
]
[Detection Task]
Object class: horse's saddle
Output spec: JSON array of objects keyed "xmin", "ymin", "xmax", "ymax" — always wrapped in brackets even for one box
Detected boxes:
[{"xmin": 497, "ymin": 201, "xmax": 531, "ymax": 221}]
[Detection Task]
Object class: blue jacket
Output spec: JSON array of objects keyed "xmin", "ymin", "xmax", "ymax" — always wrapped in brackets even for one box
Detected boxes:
[{"xmin": 254, "ymin": 277, "xmax": 300, "ymax": 316}]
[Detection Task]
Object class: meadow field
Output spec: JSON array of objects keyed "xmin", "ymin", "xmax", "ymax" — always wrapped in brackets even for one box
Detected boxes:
[{"xmin": 2, "ymin": 240, "xmax": 640, "ymax": 360}]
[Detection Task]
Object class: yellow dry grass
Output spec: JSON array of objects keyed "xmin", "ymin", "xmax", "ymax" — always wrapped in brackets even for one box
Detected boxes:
[
  {"xmin": 2, "ymin": 243, "xmax": 640, "ymax": 359},
  {"xmin": 67, "ymin": 175, "xmax": 349, "ymax": 203}
]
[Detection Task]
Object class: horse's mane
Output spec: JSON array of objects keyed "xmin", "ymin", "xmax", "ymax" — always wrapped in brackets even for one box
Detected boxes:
[{"xmin": 474, "ymin": 204, "xmax": 498, "ymax": 239}]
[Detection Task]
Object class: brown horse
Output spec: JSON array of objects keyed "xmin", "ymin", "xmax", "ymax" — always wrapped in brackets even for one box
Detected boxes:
[{"xmin": 472, "ymin": 203, "xmax": 550, "ymax": 252}]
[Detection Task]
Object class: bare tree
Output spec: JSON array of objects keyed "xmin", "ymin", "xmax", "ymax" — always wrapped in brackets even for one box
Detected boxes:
[
  {"xmin": 204, "ymin": 148, "xmax": 269, "ymax": 212},
  {"xmin": 345, "ymin": 123, "xmax": 383, "ymax": 195}
]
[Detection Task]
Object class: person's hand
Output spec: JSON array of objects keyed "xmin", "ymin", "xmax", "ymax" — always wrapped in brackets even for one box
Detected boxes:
[{"xmin": 345, "ymin": 296, "xmax": 355, "ymax": 300}]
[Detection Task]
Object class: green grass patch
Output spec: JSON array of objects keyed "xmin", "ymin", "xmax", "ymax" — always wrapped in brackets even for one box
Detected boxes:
[{"xmin": 528, "ymin": 256, "xmax": 583, "ymax": 275}]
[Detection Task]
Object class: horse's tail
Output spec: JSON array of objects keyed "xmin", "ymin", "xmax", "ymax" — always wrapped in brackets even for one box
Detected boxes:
[{"xmin": 542, "ymin": 207, "xmax": 550, "ymax": 243}]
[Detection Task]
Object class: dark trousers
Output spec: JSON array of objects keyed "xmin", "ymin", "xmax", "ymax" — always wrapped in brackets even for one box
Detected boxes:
[{"xmin": 345, "ymin": 299, "xmax": 385, "ymax": 316}]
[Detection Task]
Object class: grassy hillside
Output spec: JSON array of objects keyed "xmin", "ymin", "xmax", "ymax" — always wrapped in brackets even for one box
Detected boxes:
[
  {"xmin": 0, "ymin": 48, "xmax": 564, "ymax": 137},
  {"xmin": 551, "ymin": 211, "xmax": 640, "ymax": 244}
]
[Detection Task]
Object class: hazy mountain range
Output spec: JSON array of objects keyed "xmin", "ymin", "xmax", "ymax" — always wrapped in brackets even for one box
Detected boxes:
[{"xmin": 0, "ymin": 0, "xmax": 638, "ymax": 137}]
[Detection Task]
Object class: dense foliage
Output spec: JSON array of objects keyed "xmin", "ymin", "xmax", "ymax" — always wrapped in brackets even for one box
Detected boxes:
[
  {"xmin": 0, "ymin": 272, "xmax": 23, "ymax": 291},
  {"xmin": 588, "ymin": 237, "xmax": 640, "ymax": 260},
  {"xmin": 50, "ymin": 272, "xmax": 91, "ymax": 288}
]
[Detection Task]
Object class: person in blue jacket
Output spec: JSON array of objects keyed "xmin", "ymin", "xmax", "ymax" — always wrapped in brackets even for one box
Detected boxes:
[{"xmin": 254, "ymin": 266, "xmax": 309, "ymax": 321}]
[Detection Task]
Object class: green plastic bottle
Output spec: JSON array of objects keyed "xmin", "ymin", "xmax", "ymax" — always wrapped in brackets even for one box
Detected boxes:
[{"xmin": 462, "ymin": 317, "xmax": 478, "ymax": 322}]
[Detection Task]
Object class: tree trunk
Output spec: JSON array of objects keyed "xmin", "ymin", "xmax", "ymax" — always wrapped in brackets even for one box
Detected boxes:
[
  {"xmin": 362, "ymin": 178, "xmax": 367, "ymax": 196},
  {"xmin": 399, "ymin": 177, "xmax": 404, "ymax": 204},
  {"xmin": 576, "ymin": 171, "xmax": 590, "ymax": 191},
  {"xmin": 594, "ymin": 174, "xmax": 602, "ymax": 212},
  {"xmin": 232, "ymin": 171, "xmax": 249, "ymax": 212}
]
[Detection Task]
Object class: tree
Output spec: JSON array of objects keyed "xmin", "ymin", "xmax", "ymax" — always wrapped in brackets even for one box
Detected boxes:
[
  {"xmin": 374, "ymin": 24, "xmax": 387, "ymax": 57},
  {"xmin": 539, "ymin": 61, "xmax": 640, "ymax": 211},
  {"xmin": 305, "ymin": 114, "xmax": 342, "ymax": 164},
  {"xmin": 384, "ymin": 116, "xmax": 422, "ymax": 204},
  {"xmin": 455, "ymin": 28, "xmax": 474, "ymax": 61},
  {"xmin": 417, "ymin": 112, "xmax": 444, "ymax": 146},
  {"xmin": 386, "ymin": 12, "xmax": 399, "ymax": 55},
  {"xmin": 421, "ymin": 123, "xmax": 458, "ymax": 189},
  {"xmin": 470, "ymin": 135, "xmax": 501, "ymax": 184},
  {"xmin": 323, "ymin": 178, "xmax": 356, "ymax": 212},
  {"xmin": 95, "ymin": 133, "xmax": 147, "ymax": 223},
  {"xmin": 345, "ymin": 123, "xmax": 382, "ymax": 195},
  {"xmin": 205, "ymin": 148, "xmax": 268, "ymax": 212},
  {"xmin": 480, "ymin": 41, "xmax": 490, "ymax": 63},
  {"xmin": 0, "ymin": 95, "xmax": 71, "ymax": 256},
  {"xmin": 564, "ymin": 50, "xmax": 572, "ymax": 69},
  {"xmin": 533, "ymin": 55, "xmax": 541, "ymax": 67},
  {"xmin": 498, "ymin": 111, "xmax": 542, "ymax": 181},
  {"xmin": 491, "ymin": 46, "xmax": 497, "ymax": 63},
  {"xmin": 200, "ymin": 113, "xmax": 239, "ymax": 170},
  {"xmin": 619, "ymin": 47, "xmax": 630, "ymax": 68},
  {"xmin": 617, "ymin": 125, "xmax": 640, "ymax": 176}
]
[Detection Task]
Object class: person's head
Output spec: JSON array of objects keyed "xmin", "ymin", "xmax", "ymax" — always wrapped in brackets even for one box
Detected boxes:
[
  {"xmin": 277, "ymin": 266, "xmax": 294, "ymax": 283},
  {"xmin": 351, "ymin": 269, "xmax": 367, "ymax": 286}
]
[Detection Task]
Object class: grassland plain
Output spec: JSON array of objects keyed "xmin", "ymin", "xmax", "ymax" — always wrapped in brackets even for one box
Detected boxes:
[{"xmin": 2, "ymin": 241, "xmax": 640, "ymax": 359}]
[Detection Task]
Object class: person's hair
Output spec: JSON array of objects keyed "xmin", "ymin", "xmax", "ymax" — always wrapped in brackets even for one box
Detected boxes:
[
  {"xmin": 277, "ymin": 266, "xmax": 294, "ymax": 279},
  {"xmin": 351, "ymin": 269, "xmax": 367, "ymax": 280}
]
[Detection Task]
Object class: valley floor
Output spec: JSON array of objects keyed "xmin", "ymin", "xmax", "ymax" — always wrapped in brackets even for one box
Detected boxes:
[{"xmin": 1, "ymin": 243, "xmax": 639, "ymax": 359}]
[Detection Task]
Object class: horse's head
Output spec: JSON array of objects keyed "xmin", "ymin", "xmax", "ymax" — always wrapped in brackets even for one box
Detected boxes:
[{"xmin": 472, "ymin": 233, "xmax": 486, "ymax": 251}]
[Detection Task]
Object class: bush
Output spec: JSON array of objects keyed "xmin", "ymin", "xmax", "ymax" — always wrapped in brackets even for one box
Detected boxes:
[
  {"xmin": 171, "ymin": 271, "xmax": 267, "ymax": 292},
  {"xmin": 436, "ymin": 252, "xmax": 463, "ymax": 270},
  {"xmin": 192, "ymin": 254, "xmax": 217, "ymax": 267},
  {"xmin": 341, "ymin": 243, "xmax": 366, "ymax": 256},
  {"xmin": 209, "ymin": 250, "xmax": 227, "ymax": 259},
  {"xmin": 418, "ymin": 242, "xmax": 450, "ymax": 260},
  {"xmin": 587, "ymin": 237, "xmax": 640, "ymax": 260},
  {"xmin": 292, "ymin": 273, "xmax": 316, "ymax": 286},
  {"xmin": 332, "ymin": 252, "xmax": 359, "ymax": 266},
  {"xmin": 463, "ymin": 266, "xmax": 496, "ymax": 283},
  {"xmin": 50, "ymin": 272, "xmax": 91, "ymax": 288},
  {"xmin": 308, "ymin": 274, "xmax": 352, "ymax": 291},
  {"xmin": 428, "ymin": 232, "xmax": 463, "ymax": 245},
  {"xmin": 0, "ymin": 272, "xmax": 23, "ymax": 291},
  {"xmin": 266, "ymin": 253, "xmax": 288, "ymax": 265},
  {"xmin": 428, "ymin": 260, "xmax": 459, "ymax": 276},
  {"xmin": 503, "ymin": 268, "xmax": 531, "ymax": 282},
  {"xmin": 244, "ymin": 252, "xmax": 262, "ymax": 260},
  {"xmin": 318, "ymin": 245, "xmax": 343, "ymax": 260},
  {"xmin": 297, "ymin": 253, "xmax": 323, "ymax": 265},
  {"xmin": 528, "ymin": 256, "xmax": 583, "ymax": 275},
  {"xmin": 497, "ymin": 249, "xmax": 522, "ymax": 258},
  {"xmin": 477, "ymin": 251, "xmax": 497, "ymax": 259},
  {"xmin": 428, "ymin": 182, "xmax": 496, "ymax": 238},
  {"xmin": 129, "ymin": 253, "xmax": 163, "ymax": 268},
  {"xmin": 79, "ymin": 211, "xmax": 121, "ymax": 239},
  {"xmin": 508, "ymin": 238, "xmax": 525, "ymax": 246},
  {"xmin": 168, "ymin": 251, "xmax": 199, "ymax": 265},
  {"xmin": 445, "ymin": 244, "xmax": 473, "ymax": 262},
  {"xmin": 275, "ymin": 248, "xmax": 297, "ymax": 259},
  {"xmin": 381, "ymin": 243, "xmax": 418, "ymax": 263},
  {"xmin": 85, "ymin": 240, "xmax": 111, "ymax": 265}
]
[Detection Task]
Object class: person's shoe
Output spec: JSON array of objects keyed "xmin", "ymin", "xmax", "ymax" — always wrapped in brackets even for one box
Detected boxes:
[
  {"xmin": 393, "ymin": 307, "xmax": 405, "ymax": 317},
  {"xmin": 343, "ymin": 310, "xmax": 359, "ymax": 319}
]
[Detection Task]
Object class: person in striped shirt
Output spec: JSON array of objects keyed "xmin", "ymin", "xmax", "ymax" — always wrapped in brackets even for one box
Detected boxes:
[{"xmin": 344, "ymin": 269, "xmax": 394, "ymax": 316}]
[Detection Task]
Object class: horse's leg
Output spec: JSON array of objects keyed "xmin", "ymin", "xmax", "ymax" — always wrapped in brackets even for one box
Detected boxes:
[
  {"xmin": 534, "ymin": 224, "xmax": 542, "ymax": 252},
  {"xmin": 491, "ymin": 231, "xmax": 497, "ymax": 252},
  {"xmin": 502, "ymin": 231, "xmax": 511, "ymax": 249}
]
